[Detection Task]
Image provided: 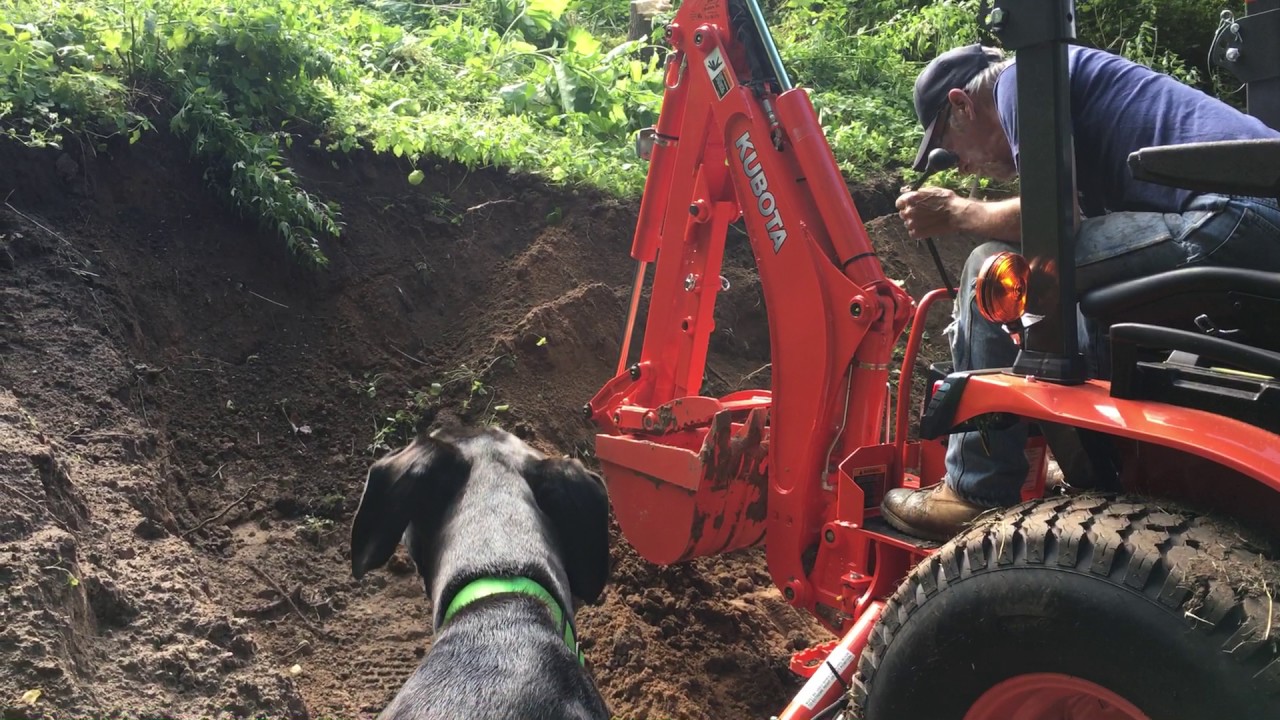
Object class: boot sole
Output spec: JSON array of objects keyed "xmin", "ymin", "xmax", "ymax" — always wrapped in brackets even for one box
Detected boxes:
[{"xmin": 879, "ymin": 503, "xmax": 965, "ymax": 543}]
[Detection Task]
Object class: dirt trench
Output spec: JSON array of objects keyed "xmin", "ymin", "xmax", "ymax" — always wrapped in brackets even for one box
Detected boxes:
[{"xmin": 0, "ymin": 132, "xmax": 965, "ymax": 719}]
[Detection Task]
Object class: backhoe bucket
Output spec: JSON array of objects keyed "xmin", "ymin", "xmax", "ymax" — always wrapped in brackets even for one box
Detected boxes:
[{"xmin": 595, "ymin": 407, "xmax": 769, "ymax": 564}]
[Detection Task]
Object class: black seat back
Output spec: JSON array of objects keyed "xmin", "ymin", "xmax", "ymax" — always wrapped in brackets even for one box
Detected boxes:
[{"xmin": 1127, "ymin": 139, "xmax": 1280, "ymax": 200}]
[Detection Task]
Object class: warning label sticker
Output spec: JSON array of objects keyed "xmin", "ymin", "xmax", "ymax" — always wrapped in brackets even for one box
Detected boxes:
[{"xmin": 704, "ymin": 46, "xmax": 733, "ymax": 99}]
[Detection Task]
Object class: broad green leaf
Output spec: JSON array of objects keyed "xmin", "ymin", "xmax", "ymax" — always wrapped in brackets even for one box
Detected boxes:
[
  {"xmin": 499, "ymin": 81, "xmax": 530, "ymax": 112},
  {"xmin": 507, "ymin": 40, "xmax": 537, "ymax": 55},
  {"xmin": 527, "ymin": 0, "xmax": 570, "ymax": 20},
  {"xmin": 407, "ymin": 169, "xmax": 424, "ymax": 185},
  {"xmin": 553, "ymin": 61, "xmax": 577, "ymax": 116},
  {"xmin": 566, "ymin": 27, "xmax": 601, "ymax": 58}
]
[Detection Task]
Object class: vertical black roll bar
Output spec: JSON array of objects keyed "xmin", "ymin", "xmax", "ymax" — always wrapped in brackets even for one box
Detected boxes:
[{"xmin": 989, "ymin": 0, "xmax": 1086, "ymax": 383}]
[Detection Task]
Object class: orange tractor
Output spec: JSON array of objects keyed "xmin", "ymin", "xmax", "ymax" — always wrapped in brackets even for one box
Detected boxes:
[{"xmin": 586, "ymin": 0, "xmax": 1280, "ymax": 717}]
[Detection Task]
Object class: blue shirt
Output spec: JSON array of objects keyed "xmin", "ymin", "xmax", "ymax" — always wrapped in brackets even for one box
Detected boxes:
[{"xmin": 993, "ymin": 46, "xmax": 1280, "ymax": 216}]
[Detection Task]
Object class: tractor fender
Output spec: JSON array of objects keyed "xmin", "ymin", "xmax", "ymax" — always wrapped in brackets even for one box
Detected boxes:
[{"xmin": 939, "ymin": 372, "xmax": 1280, "ymax": 495}]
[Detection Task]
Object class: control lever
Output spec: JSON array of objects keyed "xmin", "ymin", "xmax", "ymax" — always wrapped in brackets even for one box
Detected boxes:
[
  {"xmin": 910, "ymin": 148, "xmax": 958, "ymax": 191},
  {"xmin": 910, "ymin": 148, "xmax": 959, "ymax": 299}
]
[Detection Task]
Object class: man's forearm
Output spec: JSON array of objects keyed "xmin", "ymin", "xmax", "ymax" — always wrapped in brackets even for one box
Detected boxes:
[{"xmin": 956, "ymin": 197, "xmax": 1022, "ymax": 242}]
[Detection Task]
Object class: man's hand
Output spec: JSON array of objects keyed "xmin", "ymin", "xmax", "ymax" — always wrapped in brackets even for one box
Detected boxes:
[
  {"xmin": 895, "ymin": 186, "xmax": 967, "ymax": 240},
  {"xmin": 895, "ymin": 189, "xmax": 1022, "ymax": 242}
]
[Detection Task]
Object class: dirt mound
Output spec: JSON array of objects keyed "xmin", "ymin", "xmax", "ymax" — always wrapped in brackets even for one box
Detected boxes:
[{"xmin": 0, "ymin": 132, "xmax": 938, "ymax": 719}]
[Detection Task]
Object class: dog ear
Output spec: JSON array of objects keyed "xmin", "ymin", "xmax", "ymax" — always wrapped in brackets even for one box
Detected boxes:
[
  {"xmin": 350, "ymin": 436, "xmax": 467, "ymax": 580},
  {"xmin": 526, "ymin": 457, "xmax": 611, "ymax": 604}
]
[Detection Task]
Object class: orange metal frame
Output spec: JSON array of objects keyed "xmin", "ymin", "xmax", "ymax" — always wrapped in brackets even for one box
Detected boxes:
[
  {"xmin": 588, "ymin": 0, "xmax": 912, "ymax": 605},
  {"xmin": 587, "ymin": 1, "xmax": 1280, "ymax": 718}
]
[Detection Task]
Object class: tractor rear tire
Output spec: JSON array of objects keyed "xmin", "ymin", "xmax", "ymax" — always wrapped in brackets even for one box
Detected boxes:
[{"xmin": 853, "ymin": 496, "xmax": 1280, "ymax": 720}]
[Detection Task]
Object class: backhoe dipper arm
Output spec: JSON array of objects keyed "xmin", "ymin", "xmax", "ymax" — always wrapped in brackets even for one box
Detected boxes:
[{"xmin": 589, "ymin": 0, "xmax": 912, "ymax": 610}]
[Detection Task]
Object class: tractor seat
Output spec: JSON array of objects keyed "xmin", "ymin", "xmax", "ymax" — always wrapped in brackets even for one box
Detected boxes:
[
  {"xmin": 1079, "ymin": 267, "xmax": 1280, "ymax": 355},
  {"xmin": 1082, "ymin": 137, "xmax": 1280, "ymax": 356},
  {"xmin": 1128, "ymin": 138, "xmax": 1280, "ymax": 199},
  {"xmin": 1082, "ymin": 268, "xmax": 1280, "ymax": 431}
]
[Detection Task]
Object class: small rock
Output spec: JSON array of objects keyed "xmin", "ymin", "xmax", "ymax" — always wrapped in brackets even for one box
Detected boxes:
[
  {"xmin": 55, "ymin": 153, "xmax": 79, "ymax": 182},
  {"xmin": 134, "ymin": 518, "xmax": 167, "ymax": 540},
  {"xmin": 386, "ymin": 552, "xmax": 415, "ymax": 576}
]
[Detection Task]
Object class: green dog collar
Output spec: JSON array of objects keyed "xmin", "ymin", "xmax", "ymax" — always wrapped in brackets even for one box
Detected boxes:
[{"xmin": 442, "ymin": 576, "xmax": 584, "ymax": 665}]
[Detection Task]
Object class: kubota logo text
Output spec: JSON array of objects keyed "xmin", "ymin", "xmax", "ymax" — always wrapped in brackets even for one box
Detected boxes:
[{"xmin": 735, "ymin": 132, "xmax": 787, "ymax": 252}]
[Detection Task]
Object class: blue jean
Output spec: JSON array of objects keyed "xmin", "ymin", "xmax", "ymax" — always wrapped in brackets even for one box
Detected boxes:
[{"xmin": 945, "ymin": 195, "xmax": 1280, "ymax": 506}]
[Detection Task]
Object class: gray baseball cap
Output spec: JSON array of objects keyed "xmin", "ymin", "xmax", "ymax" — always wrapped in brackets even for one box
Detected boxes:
[{"xmin": 912, "ymin": 44, "xmax": 1005, "ymax": 171}]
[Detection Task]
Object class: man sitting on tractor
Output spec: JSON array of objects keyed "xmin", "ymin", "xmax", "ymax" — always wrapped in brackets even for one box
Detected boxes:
[{"xmin": 885, "ymin": 43, "xmax": 1280, "ymax": 541}]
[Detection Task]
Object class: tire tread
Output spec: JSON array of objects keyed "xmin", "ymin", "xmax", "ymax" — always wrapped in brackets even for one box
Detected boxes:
[{"xmin": 852, "ymin": 496, "xmax": 1280, "ymax": 714}]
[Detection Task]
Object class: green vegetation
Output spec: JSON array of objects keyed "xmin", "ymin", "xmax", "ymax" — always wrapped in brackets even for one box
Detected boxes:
[
  {"xmin": 1, "ymin": 0, "xmax": 1241, "ymax": 262},
  {"xmin": 365, "ymin": 356, "xmax": 515, "ymax": 453},
  {"xmin": 1, "ymin": 0, "xmax": 665, "ymax": 263}
]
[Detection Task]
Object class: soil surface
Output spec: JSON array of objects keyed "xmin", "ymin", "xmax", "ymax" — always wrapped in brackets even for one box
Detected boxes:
[{"xmin": 0, "ymin": 132, "xmax": 972, "ymax": 720}]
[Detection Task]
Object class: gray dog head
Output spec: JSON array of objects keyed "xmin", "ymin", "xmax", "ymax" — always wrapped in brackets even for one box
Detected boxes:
[{"xmin": 348, "ymin": 425, "xmax": 610, "ymax": 623}]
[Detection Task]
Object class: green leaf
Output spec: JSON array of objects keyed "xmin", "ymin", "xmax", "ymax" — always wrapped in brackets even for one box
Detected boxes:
[
  {"xmin": 407, "ymin": 169, "xmax": 424, "ymax": 185},
  {"xmin": 99, "ymin": 28, "xmax": 123, "ymax": 52},
  {"xmin": 499, "ymin": 81, "xmax": 529, "ymax": 110},
  {"xmin": 536, "ymin": 336, "xmax": 547, "ymax": 347},
  {"xmin": 508, "ymin": 40, "xmax": 538, "ymax": 55},
  {"xmin": 553, "ymin": 61, "xmax": 577, "ymax": 116},
  {"xmin": 566, "ymin": 27, "xmax": 601, "ymax": 58},
  {"xmin": 527, "ymin": 0, "xmax": 570, "ymax": 22}
]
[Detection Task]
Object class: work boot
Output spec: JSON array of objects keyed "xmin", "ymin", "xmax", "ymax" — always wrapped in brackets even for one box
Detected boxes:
[{"xmin": 881, "ymin": 482, "xmax": 989, "ymax": 542}]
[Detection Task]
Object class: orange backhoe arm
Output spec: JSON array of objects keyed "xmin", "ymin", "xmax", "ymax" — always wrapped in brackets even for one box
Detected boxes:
[{"xmin": 587, "ymin": 0, "xmax": 912, "ymax": 611}]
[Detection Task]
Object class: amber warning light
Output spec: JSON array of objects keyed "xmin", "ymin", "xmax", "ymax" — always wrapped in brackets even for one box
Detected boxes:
[{"xmin": 975, "ymin": 251, "xmax": 1030, "ymax": 324}]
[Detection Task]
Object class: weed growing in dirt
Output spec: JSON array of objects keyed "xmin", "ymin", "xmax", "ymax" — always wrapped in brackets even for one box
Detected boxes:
[
  {"xmin": 368, "ymin": 398, "xmax": 429, "ymax": 454},
  {"xmin": 364, "ymin": 356, "xmax": 517, "ymax": 453},
  {"xmin": 41, "ymin": 563, "xmax": 80, "ymax": 587},
  {"xmin": 349, "ymin": 371, "xmax": 385, "ymax": 399},
  {"xmin": 297, "ymin": 514, "xmax": 339, "ymax": 546},
  {"xmin": 301, "ymin": 514, "xmax": 335, "ymax": 532}
]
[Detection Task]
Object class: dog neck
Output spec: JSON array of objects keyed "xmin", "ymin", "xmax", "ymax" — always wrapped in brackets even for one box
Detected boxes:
[{"xmin": 440, "ymin": 576, "xmax": 584, "ymax": 664}]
